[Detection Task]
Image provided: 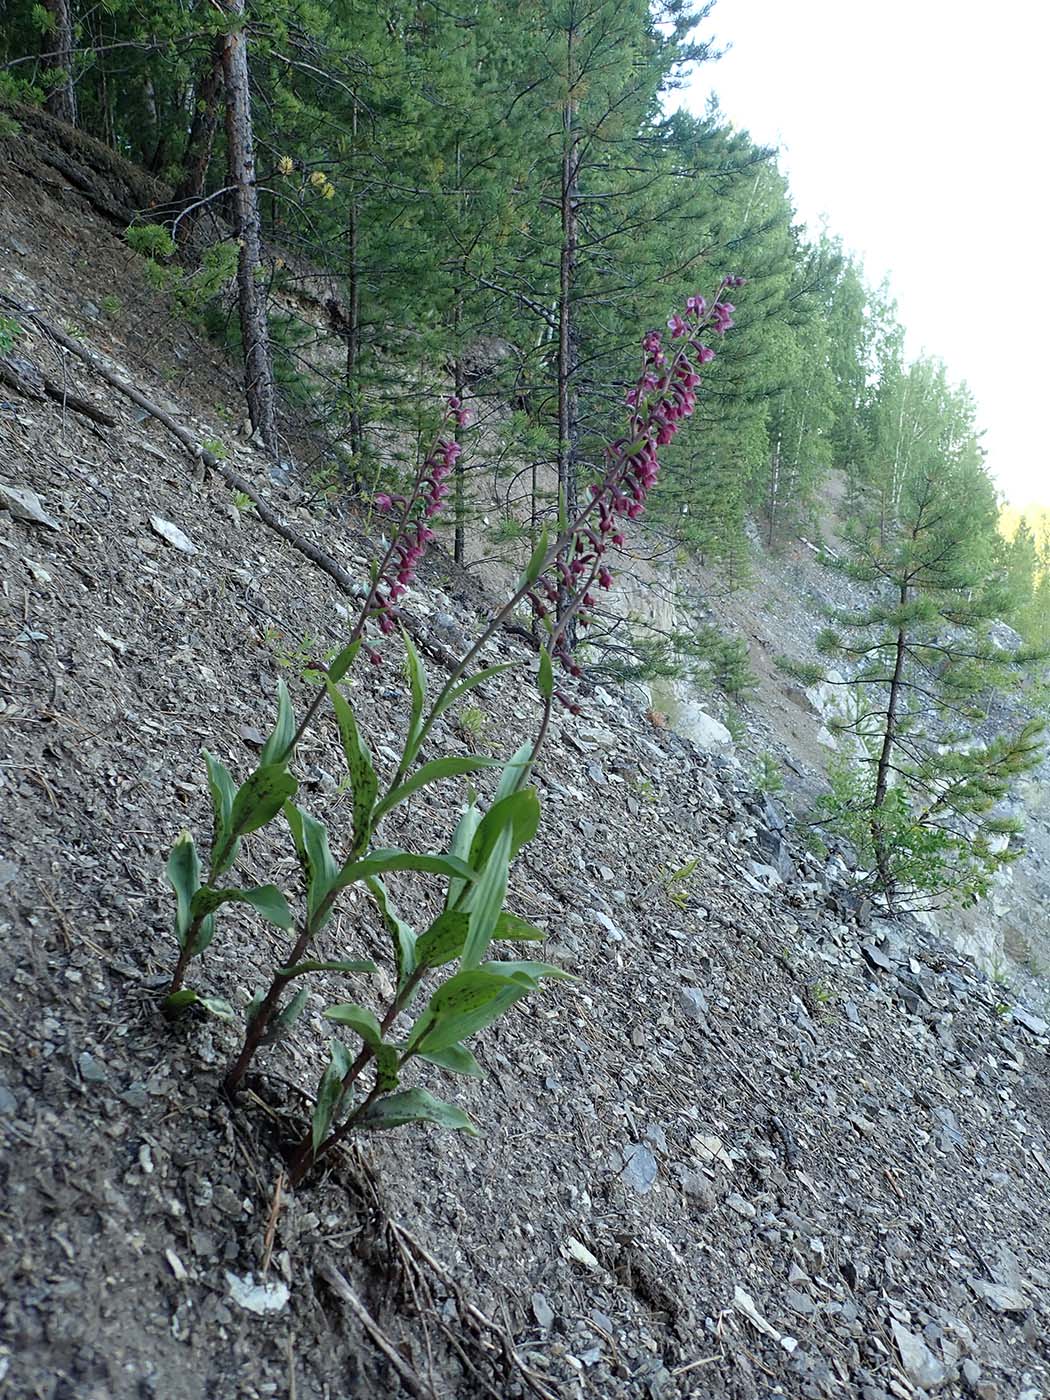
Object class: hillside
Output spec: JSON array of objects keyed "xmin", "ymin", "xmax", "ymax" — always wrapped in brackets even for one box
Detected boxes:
[{"xmin": 2, "ymin": 116, "xmax": 1050, "ymax": 1400}]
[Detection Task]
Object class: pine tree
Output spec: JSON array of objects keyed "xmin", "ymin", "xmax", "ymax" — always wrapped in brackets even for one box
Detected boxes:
[{"xmin": 816, "ymin": 392, "xmax": 1045, "ymax": 908}]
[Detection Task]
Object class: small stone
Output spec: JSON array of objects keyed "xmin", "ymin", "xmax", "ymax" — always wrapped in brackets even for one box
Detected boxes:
[
  {"xmin": 149, "ymin": 516, "xmax": 197, "ymax": 554},
  {"xmin": 121, "ymin": 1083, "xmax": 149, "ymax": 1110},
  {"xmin": 726, "ymin": 1192, "xmax": 756, "ymax": 1219},
  {"xmin": 0, "ymin": 482, "xmax": 60, "ymax": 529},
  {"xmin": 891, "ymin": 1319, "xmax": 946, "ymax": 1391},
  {"xmin": 77, "ymin": 1052, "xmax": 108, "ymax": 1084},
  {"xmin": 531, "ymin": 1292, "xmax": 555, "ymax": 1330},
  {"xmin": 1012, "ymin": 1008, "xmax": 1048, "ymax": 1036},
  {"xmin": 861, "ymin": 942, "xmax": 895, "ymax": 973},
  {"xmin": 621, "ymin": 1142, "xmax": 658, "ymax": 1194},
  {"xmin": 678, "ymin": 987, "xmax": 709, "ymax": 1022}
]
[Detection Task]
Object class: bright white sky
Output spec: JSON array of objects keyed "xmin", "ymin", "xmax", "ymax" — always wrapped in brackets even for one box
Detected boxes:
[{"xmin": 677, "ymin": 0, "xmax": 1048, "ymax": 508}]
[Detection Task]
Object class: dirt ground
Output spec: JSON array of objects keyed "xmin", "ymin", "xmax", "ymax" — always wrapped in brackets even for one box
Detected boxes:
[{"xmin": 2, "ymin": 110, "xmax": 1050, "ymax": 1400}]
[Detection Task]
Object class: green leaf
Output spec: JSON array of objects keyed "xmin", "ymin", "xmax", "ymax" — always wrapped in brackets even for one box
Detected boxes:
[
  {"xmin": 494, "ymin": 742, "xmax": 533, "ymax": 803},
  {"xmin": 313, "ymin": 1039, "xmax": 353, "ymax": 1152},
  {"xmin": 519, "ymin": 526, "xmax": 550, "ymax": 589},
  {"xmin": 212, "ymin": 765, "xmax": 298, "ymax": 875},
  {"xmin": 203, "ymin": 751, "xmax": 236, "ymax": 835},
  {"xmin": 402, "ymin": 629, "xmax": 426, "ymax": 765},
  {"xmin": 373, "ymin": 756, "xmax": 499, "ymax": 825},
  {"xmin": 538, "ymin": 646, "xmax": 554, "ymax": 700},
  {"xmin": 278, "ymin": 959, "xmax": 378, "ymax": 978},
  {"xmin": 190, "ymin": 883, "xmax": 293, "ymax": 930},
  {"xmin": 265, "ymin": 986, "xmax": 311, "ymax": 1044},
  {"xmin": 334, "ymin": 848, "xmax": 475, "ymax": 892},
  {"xmin": 260, "ymin": 678, "xmax": 296, "ymax": 766},
  {"xmin": 284, "ymin": 802, "xmax": 339, "ymax": 924},
  {"xmin": 374, "ymin": 1043, "xmax": 400, "ymax": 1093},
  {"xmin": 417, "ymin": 1041, "xmax": 485, "ymax": 1079},
  {"xmin": 325, "ymin": 679, "xmax": 378, "ymax": 854},
  {"xmin": 161, "ymin": 988, "xmax": 235, "ymax": 1021},
  {"xmin": 484, "ymin": 959, "xmax": 573, "ymax": 984},
  {"xmin": 230, "ymin": 765, "xmax": 299, "ymax": 839},
  {"xmin": 190, "ymin": 913, "xmax": 217, "ymax": 957},
  {"xmin": 167, "ymin": 830, "xmax": 201, "ymax": 946},
  {"xmin": 433, "ymin": 663, "xmax": 519, "ymax": 720},
  {"xmin": 461, "ymin": 825, "xmax": 512, "ymax": 970},
  {"xmin": 327, "ymin": 639, "xmax": 361, "ymax": 684},
  {"xmin": 445, "ymin": 800, "xmax": 481, "ymax": 911},
  {"xmin": 324, "ymin": 1002, "xmax": 382, "ymax": 1047},
  {"xmin": 467, "ymin": 787, "xmax": 540, "ymax": 877},
  {"xmin": 494, "ymin": 912, "xmax": 546, "ymax": 943},
  {"xmin": 365, "ymin": 876, "xmax": 417, "ymax": 986},
  {"xmin": 163, "ymin": 987, "xmax": 199, "ymax": 1014},
  {"xmin": 354, "ymin": 1087, "xmax": 478, "ymax": 1136},
  {"xmin": 415, "ymin": 911, "xmax": 471, "ymax": 969},
  {"xmin": 198, "ymin": 994, "xmax": 237, "ymax": 1022},
  {"xmin": 407, "ymin": 967, "xmax": 530, "ymax": 1055}
]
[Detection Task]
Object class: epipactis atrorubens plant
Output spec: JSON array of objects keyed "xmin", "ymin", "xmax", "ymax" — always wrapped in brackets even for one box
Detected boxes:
[{"xmin": 163, "ymin": 280, "xmax": 742, "ymax": 1184}]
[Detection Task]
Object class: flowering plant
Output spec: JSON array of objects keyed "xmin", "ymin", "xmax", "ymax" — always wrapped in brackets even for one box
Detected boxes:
[{"xmin": 162, "ymin": 281, "xmax": 740, "ymax": 1183}]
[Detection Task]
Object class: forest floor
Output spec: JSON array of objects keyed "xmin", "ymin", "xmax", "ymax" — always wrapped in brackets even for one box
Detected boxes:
[{"xmin": 2, "ymin": 110, "xmax": 1050, "ymax": 1400}]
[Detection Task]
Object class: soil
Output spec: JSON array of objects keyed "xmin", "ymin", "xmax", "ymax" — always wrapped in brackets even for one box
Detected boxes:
[{"xmin": 2, "ymin": 111, "xmax": 1050, "ymax": 1400}]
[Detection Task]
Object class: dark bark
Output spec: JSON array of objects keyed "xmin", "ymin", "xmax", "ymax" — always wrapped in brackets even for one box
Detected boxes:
[
  {"xmin": 556, "ymin": 32, "xmax": 580, "ymax": 638},
  {"xmin": 344, "ymin": 106, "xmax": 363, "ymax": 466},
  {"xmin": 42, "ymin": 0, "xmax": 77, "ymax": 126},
  {"xmin": 870, "ymin": 582, "xmax": 908, "ymax": 908},
  {"xmin": 173, "ymin": 39, "xmax": 224, "ymax": 240},
  {"xmin": 557, "ymin": 85, "xmax": 580, "ymax": 527},
  {"xmin": 220, "ymin": 0, "xmax": 277, "ymax": 453}
]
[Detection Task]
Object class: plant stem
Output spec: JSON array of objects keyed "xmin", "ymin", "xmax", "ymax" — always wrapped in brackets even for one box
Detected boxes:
[
  {"xmin": 284, "ymin": 968, "xmax": 423, "ymax": 1182},
  {"xmin": 224, "ymin": 919, "xmax": 313, "ymax": 1091}
]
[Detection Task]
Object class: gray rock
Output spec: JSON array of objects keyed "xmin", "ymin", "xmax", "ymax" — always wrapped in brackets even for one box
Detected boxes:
[
  {"xmin": 1012, "ymin": 1007, "xmax": 1048, "ymax": 1036},
  {"xmin": 678, "ymin": 987, "xmax": 709, "ymax": 1022},
  {"xmin": 149, "ymin": 515, "xmax": 197, "ymax": 554},
  {"xmin": 0, "ymin": 482, "xmax": 60, "ymax": 529},
  {"xmin": 725, "ymin": 1192, "xmax": 756, "ymax": 1219},
  {"xmin": 531, "ymin": 1292, "xmax": 555, "ymax": 1330},
  {"xmin": 891, "ymin": 1319, "xmax": 947, "ymax": 1391},
  {"xmin": 77, "ymin": 1052, "xmax": 108, "ymax": 1084},
  {"xmin": 861, "ymin": 942, "xmax": 896, "ymax": 973},
  {"xmin": 621, "ymin": 1142, "xmax": 658, "ymax": 1194}
]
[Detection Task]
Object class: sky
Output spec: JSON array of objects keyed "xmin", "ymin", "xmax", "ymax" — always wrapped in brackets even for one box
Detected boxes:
[{"xmin": 676, "ymin": 0, "xmax": 1049, "ymax": 508}]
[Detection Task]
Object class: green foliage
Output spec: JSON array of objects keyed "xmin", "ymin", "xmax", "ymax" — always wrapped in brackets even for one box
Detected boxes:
[
  {"xmin": 660, "ymin": 856, "xmax": 700, "ymax": 910},
  {"xmin": 164, "ymin": 638, "xmax": 567, "ymax": 1183},
  {"xmin": 813, "ymin": 400, "xmax": 1047, "ymax": 907},
  {"xmin": 753, "ymin": 751, "xmax": 785, "ymax": 795},
  {"xmin": 722, "ymin": 706, "xmax": 747, "ymax": 744},
  {"xmin": 125, "ymin": 224, "xmax": 176, "ymax": 260},
  {"xmin": 775, "ymin": 653, "xmax": 823, "ymax": 686},
  {"xmin": 0, "ymin": 314, "xmax": 21, "ymax": 353}
]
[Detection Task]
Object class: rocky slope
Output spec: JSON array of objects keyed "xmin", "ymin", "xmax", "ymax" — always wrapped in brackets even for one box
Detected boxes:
[{"xmin": 2, "ymin": 114, "xmax": 1050, "ymax": 1400}]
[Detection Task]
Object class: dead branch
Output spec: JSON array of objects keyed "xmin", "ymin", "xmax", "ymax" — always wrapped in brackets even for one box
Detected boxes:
[{"xmin": 315, "ymin": 1257, "xmax": 436, "ymax": 1400}]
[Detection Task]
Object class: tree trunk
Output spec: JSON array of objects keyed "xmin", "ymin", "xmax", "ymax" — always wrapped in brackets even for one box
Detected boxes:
[
  {"xmin": 221, "ymin": 0, "xmax": 277, "ymax": 454},
  {"xmin": 557, "ymin": 88, "xmax": 580, "ymax": 527},
  {"xmin": 767, "ymin": 429, "xmax": 782, "ymax": 548},
  {"xmin": 555, "ymin": 29, "xmax": 580, "ymax": 637},
  {"xmin": 871, "ymin": 590, "xmax": 909, "ymax": 909},
  {"xmin": 42, "ymin": 0, "xmax": 77, "ymax": 126},
  {"xmin": 173, "ymin": 38, "xmax": 224, "ymax": 238},
  {"xmin": 344, "ymin": 103, "xmax": 363, "ymax": 465}
]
